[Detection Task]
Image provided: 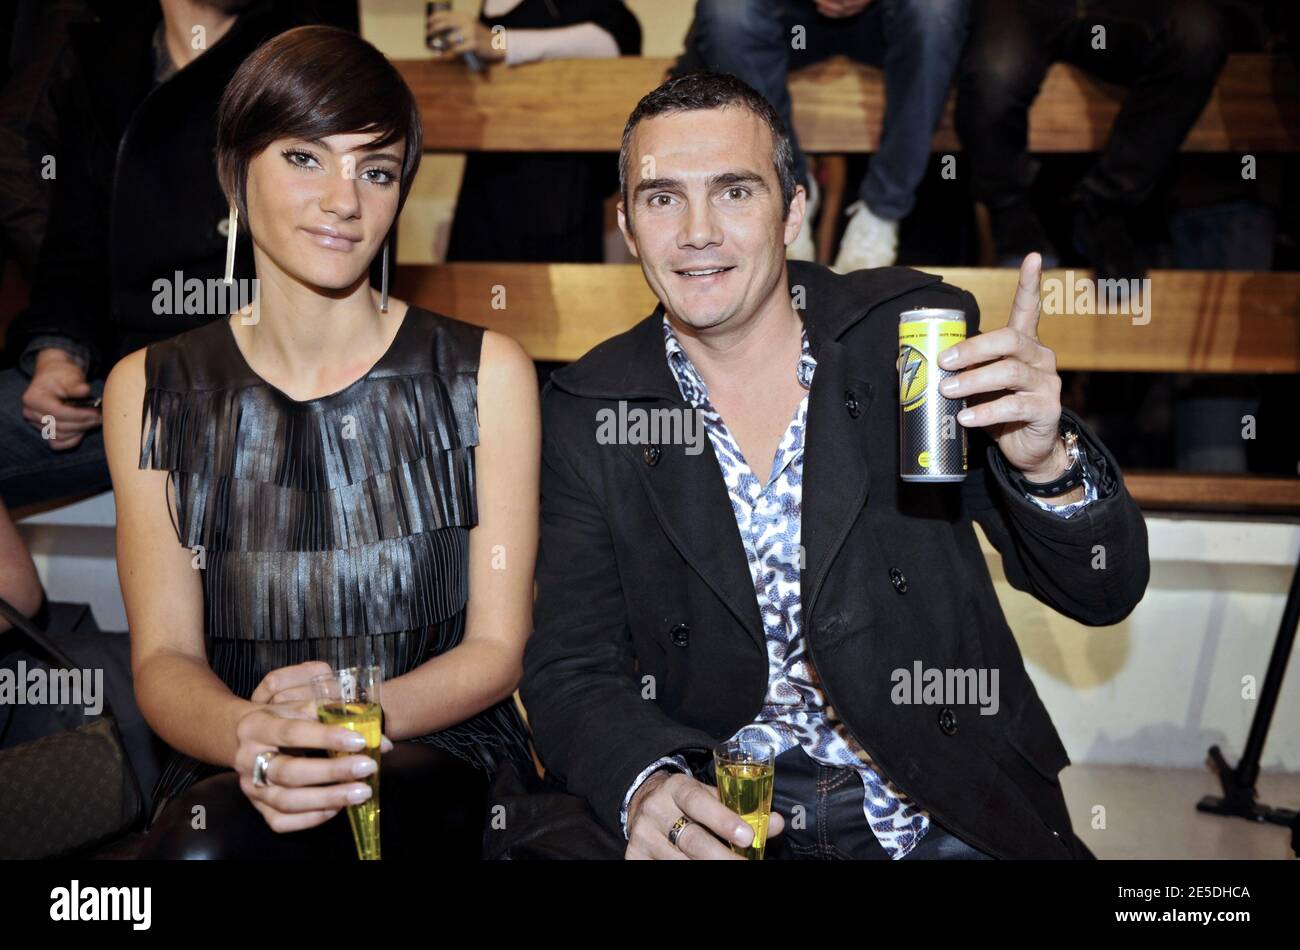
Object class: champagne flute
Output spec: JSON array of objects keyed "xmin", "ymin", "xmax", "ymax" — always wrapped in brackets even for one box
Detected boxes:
[
  {"xmin": 713, "ymin": 738, "xmax": 775, "ymax": 860},
  {"xmin": 311, "ymin": 666, "xmax": 383, "ymax": 860}
]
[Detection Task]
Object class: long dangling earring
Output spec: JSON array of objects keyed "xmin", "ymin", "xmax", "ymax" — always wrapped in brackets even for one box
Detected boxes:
[
  {"xmin": 223, "ymin": 205, "xmax": 239, "ymax": 284},
  {"xmin": 379, "ymin": 228, "xmax": 392, "ymax": 314}
]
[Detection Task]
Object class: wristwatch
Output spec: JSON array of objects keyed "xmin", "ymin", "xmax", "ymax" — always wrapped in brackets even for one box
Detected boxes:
[{"xmin": 1014, "ymin": 422, "xmax": 1089, "ymax": 498}]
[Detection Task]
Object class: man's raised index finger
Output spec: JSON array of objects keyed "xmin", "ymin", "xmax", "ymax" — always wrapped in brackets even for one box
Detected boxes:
[{"xmin": 1008, "ymin": 252, "xmax": 1044, "ymax": 339}]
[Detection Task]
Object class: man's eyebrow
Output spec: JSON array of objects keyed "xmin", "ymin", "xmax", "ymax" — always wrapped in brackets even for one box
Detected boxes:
[
  {"xmin": 710, "ymin": 171, "xmax": 767, "ymax": 189},
  {"xmin": 632, "ymin": 171, "xmax": 769, "ymax": 198},
  {"xmin": 633, "ymin": 176, "xmax": 681, "ymax": 197}
]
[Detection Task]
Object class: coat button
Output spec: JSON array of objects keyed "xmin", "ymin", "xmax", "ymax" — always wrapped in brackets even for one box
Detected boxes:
[
  {"xmin": 643, "ymin": 445, "xmax": 661, "ymax": 466},
  {"xmin": 844, "ymin": 390, "xmax": 861, "ymax": 417},
  {"xmin": 889, "ymin": 567, "xmax": 908, "ymax": 593},
  {"xmin": 669, "ymin": 622, "xmax": 690, "ymax": 647},
  {"xmin": 938, "ymin": 707, "xmax": 957, "ymax": 735}
]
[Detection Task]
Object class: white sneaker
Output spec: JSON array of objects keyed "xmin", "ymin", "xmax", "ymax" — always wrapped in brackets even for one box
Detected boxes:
[
  {"xmin": 786, "ymin": 175, "xmax": 819, "ymax": 262},
  {"xmin": 832, "ymin": 200, "xmax": 899, "ymax": 273}
]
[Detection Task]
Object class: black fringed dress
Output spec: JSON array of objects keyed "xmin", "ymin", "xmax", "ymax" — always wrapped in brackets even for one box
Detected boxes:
[{"xmin": 136, "ymin": 306, "xmax": 534, "ymax": 824}]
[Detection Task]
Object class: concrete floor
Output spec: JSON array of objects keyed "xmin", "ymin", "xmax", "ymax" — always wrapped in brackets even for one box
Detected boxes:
[{"xmin": 1061, "ymin": 763, "xmax": 1299, "ymax": 859}]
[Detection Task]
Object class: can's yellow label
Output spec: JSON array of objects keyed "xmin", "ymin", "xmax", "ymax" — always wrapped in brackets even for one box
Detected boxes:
[{"xmin": 899, "ymin": 320, "xmax": 965, "ymax": 412}]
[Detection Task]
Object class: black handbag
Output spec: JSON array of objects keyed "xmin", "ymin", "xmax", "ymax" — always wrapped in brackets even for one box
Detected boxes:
[{"xmin": 0, "ymin": 596, "xmax": 143, "ymax": 859}]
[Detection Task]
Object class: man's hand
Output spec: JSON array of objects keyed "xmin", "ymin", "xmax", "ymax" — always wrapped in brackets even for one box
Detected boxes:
[
  {"xmin": 816, "ymin": 0, "xmax": 874, "ymax": 18},
  {"xmin": 625, "ymin": 770, "xmax": 786, "ymax": 860},
  {"xmin": 22, "ymin": 349, "xmax": 101, "ymax": 450},
  {"xmin": 937, "ymin": 253, "xmax": 1070, "ymax": 484}
]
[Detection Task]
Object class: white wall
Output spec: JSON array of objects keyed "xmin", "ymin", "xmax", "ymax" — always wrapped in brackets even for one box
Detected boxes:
[{"xmin": 986, "ymin": 515, "xmax": 1300, "ymax": 772}]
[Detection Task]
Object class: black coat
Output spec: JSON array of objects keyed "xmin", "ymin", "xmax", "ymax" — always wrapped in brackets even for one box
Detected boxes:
[
  {"xmin": 7, "ymin": 0, "xmax": 358, "ymax": 378},
  {"xmin": 520, "ymin": 260, "xmax": 1151, "ymax": 860}
]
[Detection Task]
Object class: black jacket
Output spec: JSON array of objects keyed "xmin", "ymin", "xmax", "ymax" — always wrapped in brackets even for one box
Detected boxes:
[
  {"xmin": 520, "ymin": 261, "xmax": 1151, "ymax": 860},
  {"xmin": 7, "ymin": 0, "xmax": 357, "ymax": 378}
]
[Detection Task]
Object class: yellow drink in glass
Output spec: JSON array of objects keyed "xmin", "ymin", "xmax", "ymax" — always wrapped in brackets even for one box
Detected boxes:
[
  {"xmin": 317, "ymin": 700, "xmax": 382, "ymax": 861},
  {"xmin": 714, "ymin": 738, "xmax": 776, "ymax": 860},
  {"xmin": 312, "ymin": 666, "xmax": 383, "ymax": 861}
]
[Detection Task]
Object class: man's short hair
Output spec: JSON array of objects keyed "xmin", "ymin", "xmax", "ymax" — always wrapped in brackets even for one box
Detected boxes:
[{"xmin": 618, "ymin": 71, "xmax": 798, "ymax": 221}]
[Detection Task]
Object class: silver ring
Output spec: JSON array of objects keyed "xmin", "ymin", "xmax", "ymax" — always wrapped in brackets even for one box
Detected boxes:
[
  {"xmin": 667, "ymin": 815, "xmax": 692, "ymax": 848},
  {"xmin": 448, "ymin": 28, "xmax": 464, "ymax": 46},
  {"xmin": 252, "ymin": 750, "xmax": 279, "ymax": 788}
]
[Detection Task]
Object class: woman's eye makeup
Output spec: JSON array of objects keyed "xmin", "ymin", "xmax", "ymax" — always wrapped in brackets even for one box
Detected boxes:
[
  {"xmin": 281, "ymin": 148, "xmax": 398, "ymax": 186},
  {"xmin": 282, "ymin": 148, "xmax": 321, "ymax": 168}
]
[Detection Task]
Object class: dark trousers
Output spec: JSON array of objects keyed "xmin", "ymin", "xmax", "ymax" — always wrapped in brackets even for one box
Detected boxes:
[
  {"xmin": 955, "ymin": 0, "xmax": 1227, "ymax": 210},
  {"xmin": 764, "ymin": 744, "xmax": 994, "ymax": 860},
  {"xmin": 137, "ymin": 742, "xmax": 491, "ymax": 860}
]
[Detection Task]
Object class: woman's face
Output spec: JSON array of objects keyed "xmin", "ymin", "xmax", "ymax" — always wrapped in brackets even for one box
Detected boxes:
[{"xmin": 244, "ymin": 131, "xmax": 405, "ymax": 296}]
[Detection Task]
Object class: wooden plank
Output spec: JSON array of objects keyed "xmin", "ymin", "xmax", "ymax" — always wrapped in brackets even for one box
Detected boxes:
[
  {"xmin": 398, "ymin": 53, "xmax": 1300, "ymax": 153},
  {"xmin": 394, "ymin": 263, "xmax": 1300, "ymax": 373},
  {"xmin": 1126, "ymin": 473, "xmax": 1300, "ymax": 513},
  {"xmin": 945, "ymin": 268, "xmax": 1300, "ymax": 374}
]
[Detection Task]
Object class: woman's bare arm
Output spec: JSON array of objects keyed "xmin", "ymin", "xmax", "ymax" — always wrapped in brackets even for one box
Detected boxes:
[
  {"xmin": 102, "ymin": 348, "xmax": 255, "ymax": 767},
  {"xmin": 380, "ymin": 329, "xmax": 540, "ymax": 739}
]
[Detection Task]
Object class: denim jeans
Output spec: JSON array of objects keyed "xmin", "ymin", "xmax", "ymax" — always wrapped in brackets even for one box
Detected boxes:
[
  {"xmin": 692, "ymin": 0, "xmax": 971, "ymax": 220},
  {"xmin": 763, "ymin": 744, "xmax": 994, "ymax": 860},
  {"xmin": 0, "ymin": 366, "xmax": 109, "ymax": 508}
]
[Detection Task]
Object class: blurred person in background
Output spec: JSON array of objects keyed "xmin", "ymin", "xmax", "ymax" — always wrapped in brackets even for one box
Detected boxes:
[
  {"xmin": 955, "ymin": 0, "xmax": 1227, "ymax": 282},
  {"xmin": 678, "ymin": 0, "xmax": 971, "ymax": 272},
  {"xmin": 431, "ymin": 0, "xmax": 641, "ymax": 263},
  {"xmin": 0, "ymin": 0, "xmax": 358, "ymax": 510}
]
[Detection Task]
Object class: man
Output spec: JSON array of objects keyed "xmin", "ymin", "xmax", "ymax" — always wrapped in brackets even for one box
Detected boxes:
[
  {"xmin": 0, "ymin": 0, "xmax": 357, "ymax": 509},
  {"xmin": 954, "ymin": 0, "xmax": 1227, "ymax": 280},
  {"xmin": 680, "ymin": 0, "xmax": 971, "ymax": 270},
  {"xmin": 520, "ymin": 72, "xmax": 1150, "ymax": 860}
]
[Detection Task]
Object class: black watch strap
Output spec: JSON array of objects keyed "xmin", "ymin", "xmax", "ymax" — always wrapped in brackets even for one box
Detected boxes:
[{"xmin": 1015, "ymin": 426, "xmax": 1089, "ymax": 498}]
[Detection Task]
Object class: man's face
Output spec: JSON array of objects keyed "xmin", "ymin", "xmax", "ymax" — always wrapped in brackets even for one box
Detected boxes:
[{"xmin": 618, "ymin": 107, "xmax": 804, "ymax": 333}]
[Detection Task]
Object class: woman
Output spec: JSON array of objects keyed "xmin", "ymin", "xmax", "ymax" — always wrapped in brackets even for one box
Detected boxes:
[
  {"xmin": 102, "ymin": 25, "xmax": 540, "ymax": 859},
  {"xmin": 429, "ymin": 0, "xmax": 641, "ymax": 262}
]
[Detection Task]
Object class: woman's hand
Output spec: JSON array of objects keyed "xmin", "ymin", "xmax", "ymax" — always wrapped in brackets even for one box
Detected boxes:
[
  {"xmin": 233, "ymin": 700, "xmax": 384, "ymax": 833},
  {"xmin": 427, "ymin": 9, "xmax": 506, "ymax": 62},
  {"xmin": 250, "ymin": 660, "xmax": 332, "ymax": 705},
  {"xmin": 250, "ymin": 660, "xmax": 393, "ymax": 752}
]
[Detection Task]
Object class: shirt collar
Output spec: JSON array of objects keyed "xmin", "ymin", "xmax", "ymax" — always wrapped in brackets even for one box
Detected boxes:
[{"xmin": 662, "ymin": 315, "xmax": 816, "ymax": 409}]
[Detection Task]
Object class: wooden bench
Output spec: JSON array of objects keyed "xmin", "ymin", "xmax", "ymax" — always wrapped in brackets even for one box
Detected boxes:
[
  {"xmin": 397, "ymin": 53, "xmax": 1300, "ymax": 153},
  {"xmin": 395, "ymin": 264, "xmax": 1300, "ymax": 372},
  {"xmin": 394, "ymin": 262, "xmax": 1300, "ymax": 514}
]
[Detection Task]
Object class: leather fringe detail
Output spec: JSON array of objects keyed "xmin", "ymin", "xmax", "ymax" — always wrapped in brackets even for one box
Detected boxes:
[
  {"xmin": 138, "ymin": 371, "xmax": 479, "ymax": 492},
  {"xmin": 202, "ymin": 527, "xmax": 472, "ymax": 641},
  {"xmin": 167, "ymin": 447, "xmax": 476, "ymax": 552}
]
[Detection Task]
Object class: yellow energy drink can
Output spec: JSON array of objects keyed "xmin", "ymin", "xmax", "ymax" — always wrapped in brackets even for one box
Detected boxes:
[{"xmin": 899, "ymin": 308, "xmax": 968, "ymax": 482}]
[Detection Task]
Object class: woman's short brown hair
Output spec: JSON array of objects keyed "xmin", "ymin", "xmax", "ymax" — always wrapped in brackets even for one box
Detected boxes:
[{"xmin": 216, "ymin": 25, "xmax": 423, "ymax": 233}]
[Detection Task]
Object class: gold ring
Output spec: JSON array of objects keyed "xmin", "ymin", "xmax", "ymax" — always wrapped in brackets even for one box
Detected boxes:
[{"xmin": 668, "ymin": 814, "xmax": 691, "ymax": 848}]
